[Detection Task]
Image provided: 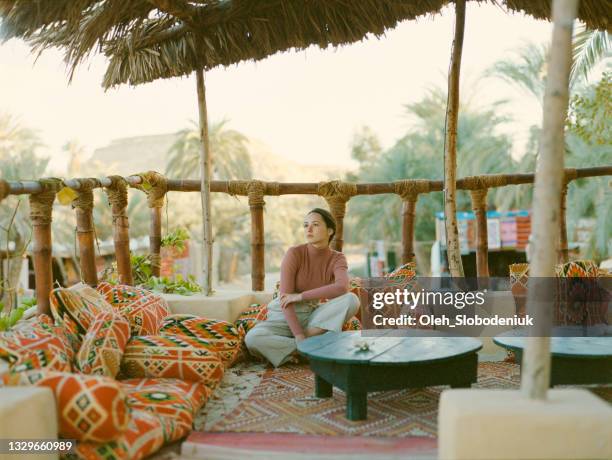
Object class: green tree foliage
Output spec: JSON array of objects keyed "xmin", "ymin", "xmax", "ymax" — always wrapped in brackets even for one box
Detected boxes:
[
  {"xmin": 0, "ymin": 113, "xmax": 49, "ymax": 306},
  {"xmin": 346, "ymin": 87, "xmax": 515, "ymax": 244},
  {"xmin": 488, "ymin": 41, "xmax": 611, "ymax": 261}
]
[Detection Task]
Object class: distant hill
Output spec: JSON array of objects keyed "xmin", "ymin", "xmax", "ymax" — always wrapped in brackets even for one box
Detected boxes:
[{"xmin": 90, "ymin": 133, "xmax": 347, "ymax": 181}]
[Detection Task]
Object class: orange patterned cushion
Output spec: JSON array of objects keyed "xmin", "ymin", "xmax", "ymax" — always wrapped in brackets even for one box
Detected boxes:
[
  {"xmin": 0, "ymin": 318, "xmax": 71, "ymax": 373},
  {"xmin": 121, "ymin": 335, "xmax": 224, "ymax": 390},
  {"xmin": 2, "ymin": 370, "xmax": 129, "ymax": 442},
  {"xmin": 121, "ymin": 378, "xmax": 209, "ymax": 442},
  {"xmin": 342, "ymin": 316, "xmax": 362, "ymax": 331},
  {"xmin": 67, "ymin": 410, "xmax": 164, "ymax": 460},
  {"xmin": 385, "ymin": 262, "xmax": 417, "ymax": 289},
  {"xmin": 76, "ymin": 312, "xmax": 131, "ymax": 378},
  {"xmin": 159, "ymin": 315, "xmax": 241, "ymax": 367},
  {"xmin": 97, "ymin": 282, "xmax": 151, "ymax": 309},
  {"xmin": 50, "ymin": 287, "xmax": 113, "ymax": 337},
  {"xmin": 97, "ymin": 283, "xmax": 170, "ymax": 336},
  {"xmin": 234, "ymin": 303, "xmax": 264, "ymax": 336}
]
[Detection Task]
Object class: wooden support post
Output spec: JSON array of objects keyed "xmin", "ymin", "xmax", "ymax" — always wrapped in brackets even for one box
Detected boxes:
[
  {"xmin": 29, "ymin": 180, "xmax": 61, "ymax": 315},
  {"xmin": 401, "ymin": 195, "xmax": 418, "ymax": 264},
  {"xmin": 470, "ymin": 189, "xmax": 489, "ymax": 278},
  {"xmin": 558, "ymin": 182, "xmax": 569, "ymax": 264},
  {"xmin": 522, "ymin": 0, "xmax": 578, "ymax": 401},
  {"xmin": 150, "ymin": 207, "xmax": 162, "ymax": 278},
  {"xmin": 105, "ymin": 176, "xmax": 133, "ymax": 285},
  {"xmin": 248, "ymin": 182, "xmax": 266, "ymax": 291},
  {"xmin": 317, "ymin": 181, "xmax": 356, "ymax": 253},
  {"xmin": 328, "ymin": 201, "xmax": 347, "ymax": 252},
  {"xmin": 72, "ymin": 179, "xmax": 98, "ymax": 286},
  {"xmin": 133, "ymin": 172, "xmax": 167, "ymax": 279},
  {"xmin": 443, "ymin": 0, "xmax": 466, "ymax": 278},
  {"xmin": 196, "ymin": 67, "xmax": 214, "ymax": 296}
]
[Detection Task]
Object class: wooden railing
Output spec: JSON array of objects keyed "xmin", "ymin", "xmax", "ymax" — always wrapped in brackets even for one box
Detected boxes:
[{"xmin": 1, "ymin": 166, "xmax": 610, "ymax": 314}]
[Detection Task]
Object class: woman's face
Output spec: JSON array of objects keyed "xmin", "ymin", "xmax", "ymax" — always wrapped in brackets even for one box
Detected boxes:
[{"xmin": 303, "ymin": 212, "xmax": 332, "ymax": 246}]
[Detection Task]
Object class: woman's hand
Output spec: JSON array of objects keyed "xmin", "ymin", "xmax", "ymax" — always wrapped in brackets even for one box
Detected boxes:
[{"xmin": 280, "ymin": 292, "xmax": 303, "ymax": 310}]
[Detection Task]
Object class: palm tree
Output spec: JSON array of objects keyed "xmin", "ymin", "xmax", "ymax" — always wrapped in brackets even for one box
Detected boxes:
[
  {"xmin": 346, "ymin": 87, "xmax": 515, "ymax": 245},
  {"xmin": 488, "ymin": 41, "xmax": 611, "ymax": 261},
  {"xmin": 166, "ymin": 120, "xmax": 252, "ymax": 181},
  {"xmin": 571, "ymin": 24, "xmax": 611, "ymax": 83}
]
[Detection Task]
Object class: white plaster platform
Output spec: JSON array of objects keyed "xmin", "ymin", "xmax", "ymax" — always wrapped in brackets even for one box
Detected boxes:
[
  {"xmin": 0, "ymin": 387, "xmax": 59, "ymax": 460},
  {"xmin": 162, "ymin": 290, "xmax": 274, "ymax": 322},
  {"xmin": 439, "ymin": 388, "xmax": 612, "ymax": 460}
]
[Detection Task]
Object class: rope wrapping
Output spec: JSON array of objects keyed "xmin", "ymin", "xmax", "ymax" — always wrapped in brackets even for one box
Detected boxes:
[
  {"xmin": 29, "ymin": 179, "xmax": 62, "ymax": 226},
  {"xmin": 247, "ymin": 180, "xmax": 265, "ymax": 207},
  {"xmin": 134, "ymin": 171, "xmax": 167, "ymax": 208},
  {"xmin": 469, "ymin": 189, "xmax": 488, "ymax": 211},
  {"xmin": 317, "ymin": 180, "xmax": 357, "ymax": 218},
  {"xmin": 71, "ymin": 178, "xmax": 98, "ymax": 212},
  {"xmin": 393, "ymin": 179, "xmax": 432, "ymax": 201},
  {"xmin": 105, "ymin": 175, "xmax": 129, "ymax": 217}
]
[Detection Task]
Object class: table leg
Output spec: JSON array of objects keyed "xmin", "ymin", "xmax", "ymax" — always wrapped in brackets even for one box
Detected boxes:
[
  {"xmin": 346, "ymin": 391, "xmax": 367, "ymax": 420},
  {"xmin": 315, "ymin": 375, "xmax": 332, "ymax": 398}
]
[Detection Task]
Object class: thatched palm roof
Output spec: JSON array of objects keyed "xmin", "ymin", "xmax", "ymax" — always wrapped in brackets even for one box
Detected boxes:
[{"xmin": 1, "ymin": 0, "xmax": 610, "ymax": 89}]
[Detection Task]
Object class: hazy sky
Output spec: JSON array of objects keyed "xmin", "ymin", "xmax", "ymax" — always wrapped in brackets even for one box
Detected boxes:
[{"xmin": 1, "ymin": 3, "xmax": 554, "ymax": 172}]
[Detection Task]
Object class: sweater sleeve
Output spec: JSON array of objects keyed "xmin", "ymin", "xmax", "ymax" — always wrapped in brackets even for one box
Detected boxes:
[
  {"xmin": 279, "ymin": 247, "xmax": 299, "ymax": 295},
  {"xmin": 300, "ymin": 253, "xmax": 349, "ymax": 301},
  {"xmin": 279, "ymin": 247, "xmax": 305, "ymax": 337}
]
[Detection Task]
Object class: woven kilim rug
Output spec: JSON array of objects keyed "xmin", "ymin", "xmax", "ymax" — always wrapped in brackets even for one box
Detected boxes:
[
  {"xmin": 208, "ymin": 362, "xmax": 524, "ymax": 438},
  {"xmin": 208, "ymin": 362, "xmax": 612, "ymax": 438}
]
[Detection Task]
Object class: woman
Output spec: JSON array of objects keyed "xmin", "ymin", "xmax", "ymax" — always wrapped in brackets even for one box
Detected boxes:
[{"xmin": 245, "ymin": 208, "xmax": 360, "ymax": 367}]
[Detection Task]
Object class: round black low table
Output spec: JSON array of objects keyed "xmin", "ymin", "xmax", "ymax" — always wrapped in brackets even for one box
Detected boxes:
[
  {"xmin": 297, "ymin": 330, "xmax": 482, "ymax": 420},
  {"xmin": 494, "ymin": 328, "xmax": 612, "ymax": 386}
]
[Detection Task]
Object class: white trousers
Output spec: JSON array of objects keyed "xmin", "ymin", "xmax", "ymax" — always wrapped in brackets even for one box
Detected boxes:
[{"xmin": 245, "ymin": 292, "xmax": 360, "ymax": 367}]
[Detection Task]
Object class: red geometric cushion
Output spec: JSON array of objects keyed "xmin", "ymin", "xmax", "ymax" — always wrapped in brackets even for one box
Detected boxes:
[
  {"xmin": 342, "ymin": 316, "xmax": 362, "ymax": 331},
  {"xmin": 50, "ymin": 286, "xmax": 113, "ymax": 337},
  {"xmin": 159, "ymin": 315, "xmax": 241, "ymax": 367},
  {"xmin": 75, "ymin": 312, "xmax": 131, "ymax": 378},
  {"xmin": 120, "ymin": 378, "xmax": 209, "ymax": 442},
  {"xmin": 97, "ymin": 283, "xmax": 170, "ymax": 336},
  {"xmin": 2, "ymin": 370, "xmax": 129, "ymax": 442},
  {"xmin": 69, "ymin": 409, "xmax": 164, "ymax": 460},
  {"xmin": 116, "ymin": 294, "xmax": 170, "ymax": 336},
  {"xmin": 96, "ymin": 282, "xmax": 151, "ymax": 309},
  {"xmin": 385, "ymin": 262, "xmax": 417, "ymax": 289},
  {"xmin": 0, "ymin": 318, "xmax": 71, "ymax": 373},
  {"xmin": 234, "ymin": 303, "xmax": 265, "ymax": 336},
  {"xmin": 121, "ymin": 335, "xmax": 224, "ymax": 391}
]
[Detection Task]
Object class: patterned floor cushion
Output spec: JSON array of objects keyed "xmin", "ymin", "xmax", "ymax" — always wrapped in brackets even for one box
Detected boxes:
[
  {"xmin": 96, "ymin": 283, "xmax": 170, "ymax": 336},
  {"xmin": 64, "ymin": 409, "xmax": 164, "ymax": 460},
  {"xmin": 96, "ymin": 282, "xmax": 151, "ymax": 309},
  {"xmin": 2, "ymin": 370, "xmax": 129, "ymax": 442},
  {"xmin": 0, "ymin": 318, "xmax": 72, "ymax": 373},
  {"xmin": 50, "ymin": 286, "xmax": 114, "ymax": 338},
  {"xmin": 121, "ymin": 335, "xmax": 224, "ymax": 390},
  {"xmin": 342, "ymin": 316, "xmax": 362, "ymax": 331},
  {"xmin": 120, "ymin": 378, "xmax": 209, "ymax": 442},
  {"xmin": 76, "ymin": 312, "xmax": 131, "ymax": 378},
  {"xmin": 234, "ymin": 303, "xmax": 265, "ymax": 336},
  {"xmin": 159, "ymin": 315, "xmax": 242, "ymax": 367}
]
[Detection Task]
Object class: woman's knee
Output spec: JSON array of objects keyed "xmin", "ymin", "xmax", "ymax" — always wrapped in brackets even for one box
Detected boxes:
[
  {"xmin": 345, "ymin": 292, "xmax": 361, "ymax": 314},
  {"xmin": 244, "ymin": 327, "xmax": 266, "ymax": 351}
]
